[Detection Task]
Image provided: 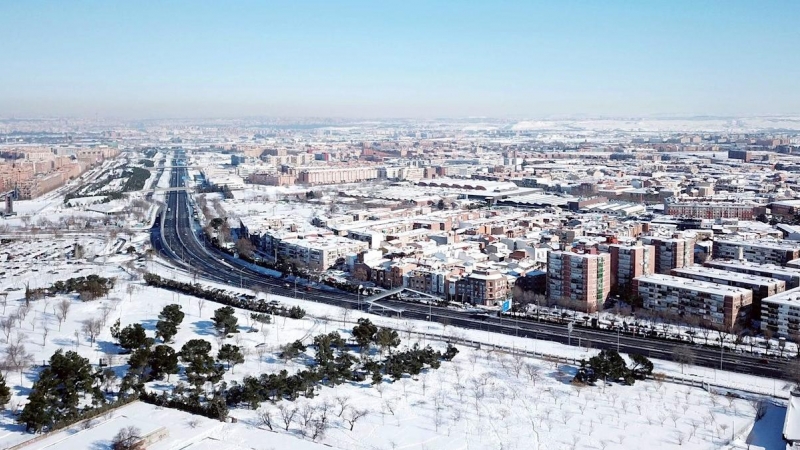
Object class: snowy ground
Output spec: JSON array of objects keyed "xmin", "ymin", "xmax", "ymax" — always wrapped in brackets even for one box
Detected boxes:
[
  {"xmin": 19, "ymin": 401, "xmax": 332, "ymax": 450},
  {"xmin": 0, "ymin": 246, "xmax": 789, "ymax": 449}
]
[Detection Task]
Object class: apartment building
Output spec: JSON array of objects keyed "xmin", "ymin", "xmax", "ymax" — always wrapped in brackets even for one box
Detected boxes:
[
  {"xmin": 665, "ymin": 201, "xmax": 756, "ymax": 220},
  {"xmin": 671, "ymin": 266, "xmax": 785, "ymax": 321},
  {"xmin": 641, "ymin": 235, "xmax": 695, "ymax": 275},
  {"xmin": 454, "ymin": 269, "xmax": 508, "ymax": 306},
  {"xmin": 761, "ymin": 287, "xmax": 800, "ymax": 337},
  {"xmin": 712, "ymin": 239, "xmax": 800, "ymax": 266},
  {"xmin": 705, "ymin": 260, "xmax": 800, "ymax": 289},
  {"xmin": 632, "ymin": 274, "xmax": 752, "ymax": 328},
  {"xmin": 547, "ymin": 251, "xmax": 611, "ymax": 312},
  {"xmin": 296, "ymin": 166, "xmax": 379, "ymax": 185},
  {"xmin": 265, "ymin": 235, "xmax": 368, "ymax": 271},
  {"xmin": 608, "ymin": 244, "xmax": 655, "ymax": 297},
  {"xmin": 407, "ymin": 268, "xmax": 448, "ymax": 296}
]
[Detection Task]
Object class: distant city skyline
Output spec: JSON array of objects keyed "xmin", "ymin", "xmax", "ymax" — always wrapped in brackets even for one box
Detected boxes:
[{"xmin": 0, "ymin": 0, "xmax": 798, "ymax": 119}]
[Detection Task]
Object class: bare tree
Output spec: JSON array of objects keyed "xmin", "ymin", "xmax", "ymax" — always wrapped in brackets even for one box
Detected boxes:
[
  {"xmin": 341, "ymin": 308, "xmax": 351, "ymax": 326},
  {"xmin": 16, "ymin": 304, "xmax": 30, "ymax": 324},
  {"xmin": 82, "ymin": 318, "xmax": 103, "ymax": 345},
  {"xmin": 112, "ymin": 425, "xmax": 143, "ymax": 450},
  {"xmin": 335, "ymin": 395, "xmax": 350, "ymax": 417},
  {"xmin": 382, "ymin": 397, "xmax": 398, "ymax": 416},
  {"xmin": 56, "ymin": 299, "xmax": 71, "ymax": 331},
  {"xmin": 197, "ymin": 297, "xmax": 206, "ymax": 317},
  {"xmin": 4, "ymin": 337, "xmax": 34, "ymax": 382},
  {"xmin": 28, "ymin": 312, "xmax": 37, "ymax": 331},
  {"xmin": 296, "ymin": 402, "xmax": 315, "ymax": 428},
  {"xmin": 277, "ymin": 403, "xmax": 298, "ymax": 431},
  {"xmin": 343, "ymin": 407, "xmax": 370, "ymax": 431},
  {"xmin": 100, "ymin": 304, "xmax": 114, "ymax": 327},
  {"xmin": 0, "ymin": 294, "xmax": 7, "ymax": 314},
  {"xmin": 41, "ymin": 319, "xmax": 50, "ymax": 347},
  {"xmin": 257, "ymin": 407, "xmax": 274, "ymax": 431},
  {"xmin": 672, "ymin": 346, "xmax": 695, "ymax": 374},
  {"xmin": 0, "ymin": 317, "xmax": 13, "ymax": 342},
  {"xmin": 126, "ymin": 284, "xmax": 137, "ymax": 302},
  {"xmin": 310, "ymin": 417, "xmax": 329, "ymax": 441}
]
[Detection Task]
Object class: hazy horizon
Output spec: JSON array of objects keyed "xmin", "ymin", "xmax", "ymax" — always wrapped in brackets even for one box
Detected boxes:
[{"xmin": 1, "ymin": 1, "xmax": 798, "ymax": 119}]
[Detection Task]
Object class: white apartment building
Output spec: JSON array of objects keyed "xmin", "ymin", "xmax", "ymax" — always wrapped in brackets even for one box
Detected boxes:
[
  {"xmin": 633, "ymin": 274, "xmax": 752, "ymax": 328},
  {"xmin": 712, "ymin": 239, "xmax": 800, "ymax": 266},
  {"xmin": 761, "ymin": 287, "xmax": 800, "ymax": 338}
]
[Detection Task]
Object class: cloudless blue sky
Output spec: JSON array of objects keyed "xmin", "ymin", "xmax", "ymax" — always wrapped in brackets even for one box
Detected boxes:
[{"xmin": 0, "ymin": 0, "xmax": 798, "ymax": 118}]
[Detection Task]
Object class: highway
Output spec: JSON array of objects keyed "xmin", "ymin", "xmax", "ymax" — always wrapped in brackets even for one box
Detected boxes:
[{"xmin": 152, "ymin": 153, "xmax": 792, "ymax": 382}]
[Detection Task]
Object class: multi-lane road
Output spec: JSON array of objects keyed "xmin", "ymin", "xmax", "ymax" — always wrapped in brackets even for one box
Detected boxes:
[{"xmin": 152, "ymin": 156, "xmax": 792, "ymax": 382}]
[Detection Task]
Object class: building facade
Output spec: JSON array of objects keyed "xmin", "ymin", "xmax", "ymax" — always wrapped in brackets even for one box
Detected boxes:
[
  {"xmin": 633, "ymin": 274, "xmax": 752, "ymax": 328},
  {"xmin": 547, "ymin": 251, "xmax": 611, "ymax": 312},
  {"xmin": 705, "ymin": 260, "xmax": 800, "ymax": 289},
  {"xmin": 609, "ymin": 244, "xmax": 655, "ymax": 298},
  {"xmin": 712, "ymin": 239, "xmax": 800, "ymax": 266},
  {"xmin": 665, "ymin": 201, "xmax": 756, "ymax": 220},
  {"xmin": 642, "ymin": 235, "xmax": 695, "ymax": 275},
  {"xmin": 454, "ymin": 269, "xmax": 508, "ymax": 306},
  {"xmin": 671, "ymin": 266, "xmax": 785, "ymax": 321},
  {"xmin": 761, "ymin": 287, "xmax": 800, "ymax": 338}
]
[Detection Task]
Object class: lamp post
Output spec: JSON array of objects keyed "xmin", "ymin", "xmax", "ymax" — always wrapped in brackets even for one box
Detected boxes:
[{"xmin": 358, "ymin": 284, "xmax": 363, "ymax": 311}]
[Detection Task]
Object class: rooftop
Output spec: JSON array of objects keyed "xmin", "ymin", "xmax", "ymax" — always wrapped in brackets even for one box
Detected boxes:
[
  {"xmin": 672, "ymin": 266, "xmax": 784, "ymax": 287},
  {"xmin": 635, "ymin": 273, "xmax": 753, "ymax": 297}
]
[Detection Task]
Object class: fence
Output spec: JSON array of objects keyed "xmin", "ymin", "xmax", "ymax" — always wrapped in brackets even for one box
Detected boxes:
[{"xmin": 314, "ymin": 313, "xmax": 791, "ymax": 401}]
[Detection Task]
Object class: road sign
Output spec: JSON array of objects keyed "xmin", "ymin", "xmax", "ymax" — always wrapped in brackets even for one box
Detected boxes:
[
  {"xmin": 501, "ymin": 298, "xmax": 512, "ymax": 313},
  {"xmin": 567, "ymin": 322, "xmax": 573, "ymax": 333}
]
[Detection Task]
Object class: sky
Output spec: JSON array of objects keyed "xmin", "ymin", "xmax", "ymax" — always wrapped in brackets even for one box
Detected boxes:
[{"xmin": 0, "ymin": 0, "xmax": 798, "ymax": 119}]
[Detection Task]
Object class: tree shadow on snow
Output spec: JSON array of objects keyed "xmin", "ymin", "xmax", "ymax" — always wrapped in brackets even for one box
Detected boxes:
[
  {"xmin": 190, "ymin": 320, "xmax": 218, "ymax": 336},
  {"xmin": 89, "ymin": 439, "xmax": 111, "ymax": 450},
  {"xmin": 0, "ymin": 409, "xmax": 27, "ymax": 434},
  {"xmin": 139, "ymin": 318, "xmax": 158, "ymax": 332},
  {"xmin": 96, "ymin": 339, "xmax": 121, "ymax": 355}
]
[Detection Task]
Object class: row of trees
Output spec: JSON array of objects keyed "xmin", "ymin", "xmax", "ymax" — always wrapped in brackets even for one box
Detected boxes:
[
  {"xmin": 227, "ymin": 322, "xmax": 458, "ymax": 411},
  {"xmin": 143, "ymin": 273, "xmax": 306, "ymax": 320},
  {"xmin": 25, "ymin": 275, "xmax": 115, "ymax": 302}
]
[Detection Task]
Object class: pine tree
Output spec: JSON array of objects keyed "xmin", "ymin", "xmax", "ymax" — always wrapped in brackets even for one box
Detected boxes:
[
  {"xmin": 0, "ymin": 372, "xmax": 11, "ymax": 408},
  {"xmin": 110, "ymin": 319, "xmax": 121, "ymax": 340},
  {"xmin": 18, "ymin": 389, "xmax": 52, "ymax": 433},
  {"xmin": 352, "ymin": 318, "xmax": 378, "ymax": 351},
  {"xmin": 217, "ymin": 344, "xmax": 244, "ymax": 372},
  {"xmin": 118, "ymin": 324, "xmax": 153, "ymax": 352},
  {"xmin": 159, "ymin": 304, "xmax": 184, "ymax": 327},
  {"xmin": 149, "ymin": 345, "xmax": 179, "ymax": 381},
  {"xmin": 212, "ymin": 306, "xmax": 238, "ymax": 335},
  {"xmin": 374, "ymin": 328, "xmax": 400, "ymax": 355},
  {"xmin": 155, "ymin": 320, "xmax": 178, "ymax": 343}
]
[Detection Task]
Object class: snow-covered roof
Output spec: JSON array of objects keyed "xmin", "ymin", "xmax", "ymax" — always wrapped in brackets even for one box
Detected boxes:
[{"xmin": 784, "ymin": 392, "xmax": 800, "ymax": 443}]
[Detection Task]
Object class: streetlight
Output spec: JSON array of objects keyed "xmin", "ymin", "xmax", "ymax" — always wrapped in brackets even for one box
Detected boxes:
[{"xmin": 357, "ymin": 284, "xmax": 363, "ymax": 311}]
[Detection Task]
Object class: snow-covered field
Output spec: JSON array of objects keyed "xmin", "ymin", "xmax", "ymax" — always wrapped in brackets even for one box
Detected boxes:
[
  {"xmin": 19, "ymin": 401, "xmax": 332, "ymax": 450},
  {"xmin": 0, "ymin": 241, "xmax": 788, "ymax": 450}
]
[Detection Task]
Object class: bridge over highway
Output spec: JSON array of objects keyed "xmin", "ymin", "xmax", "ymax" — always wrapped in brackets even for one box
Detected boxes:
[
  {"xmin": 142, "ymin": 165, "xmax": 205, "ymax": 170},
  {"xmin": 362, "ymin": 287, "xmax": 447, "ymax": 317}
]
